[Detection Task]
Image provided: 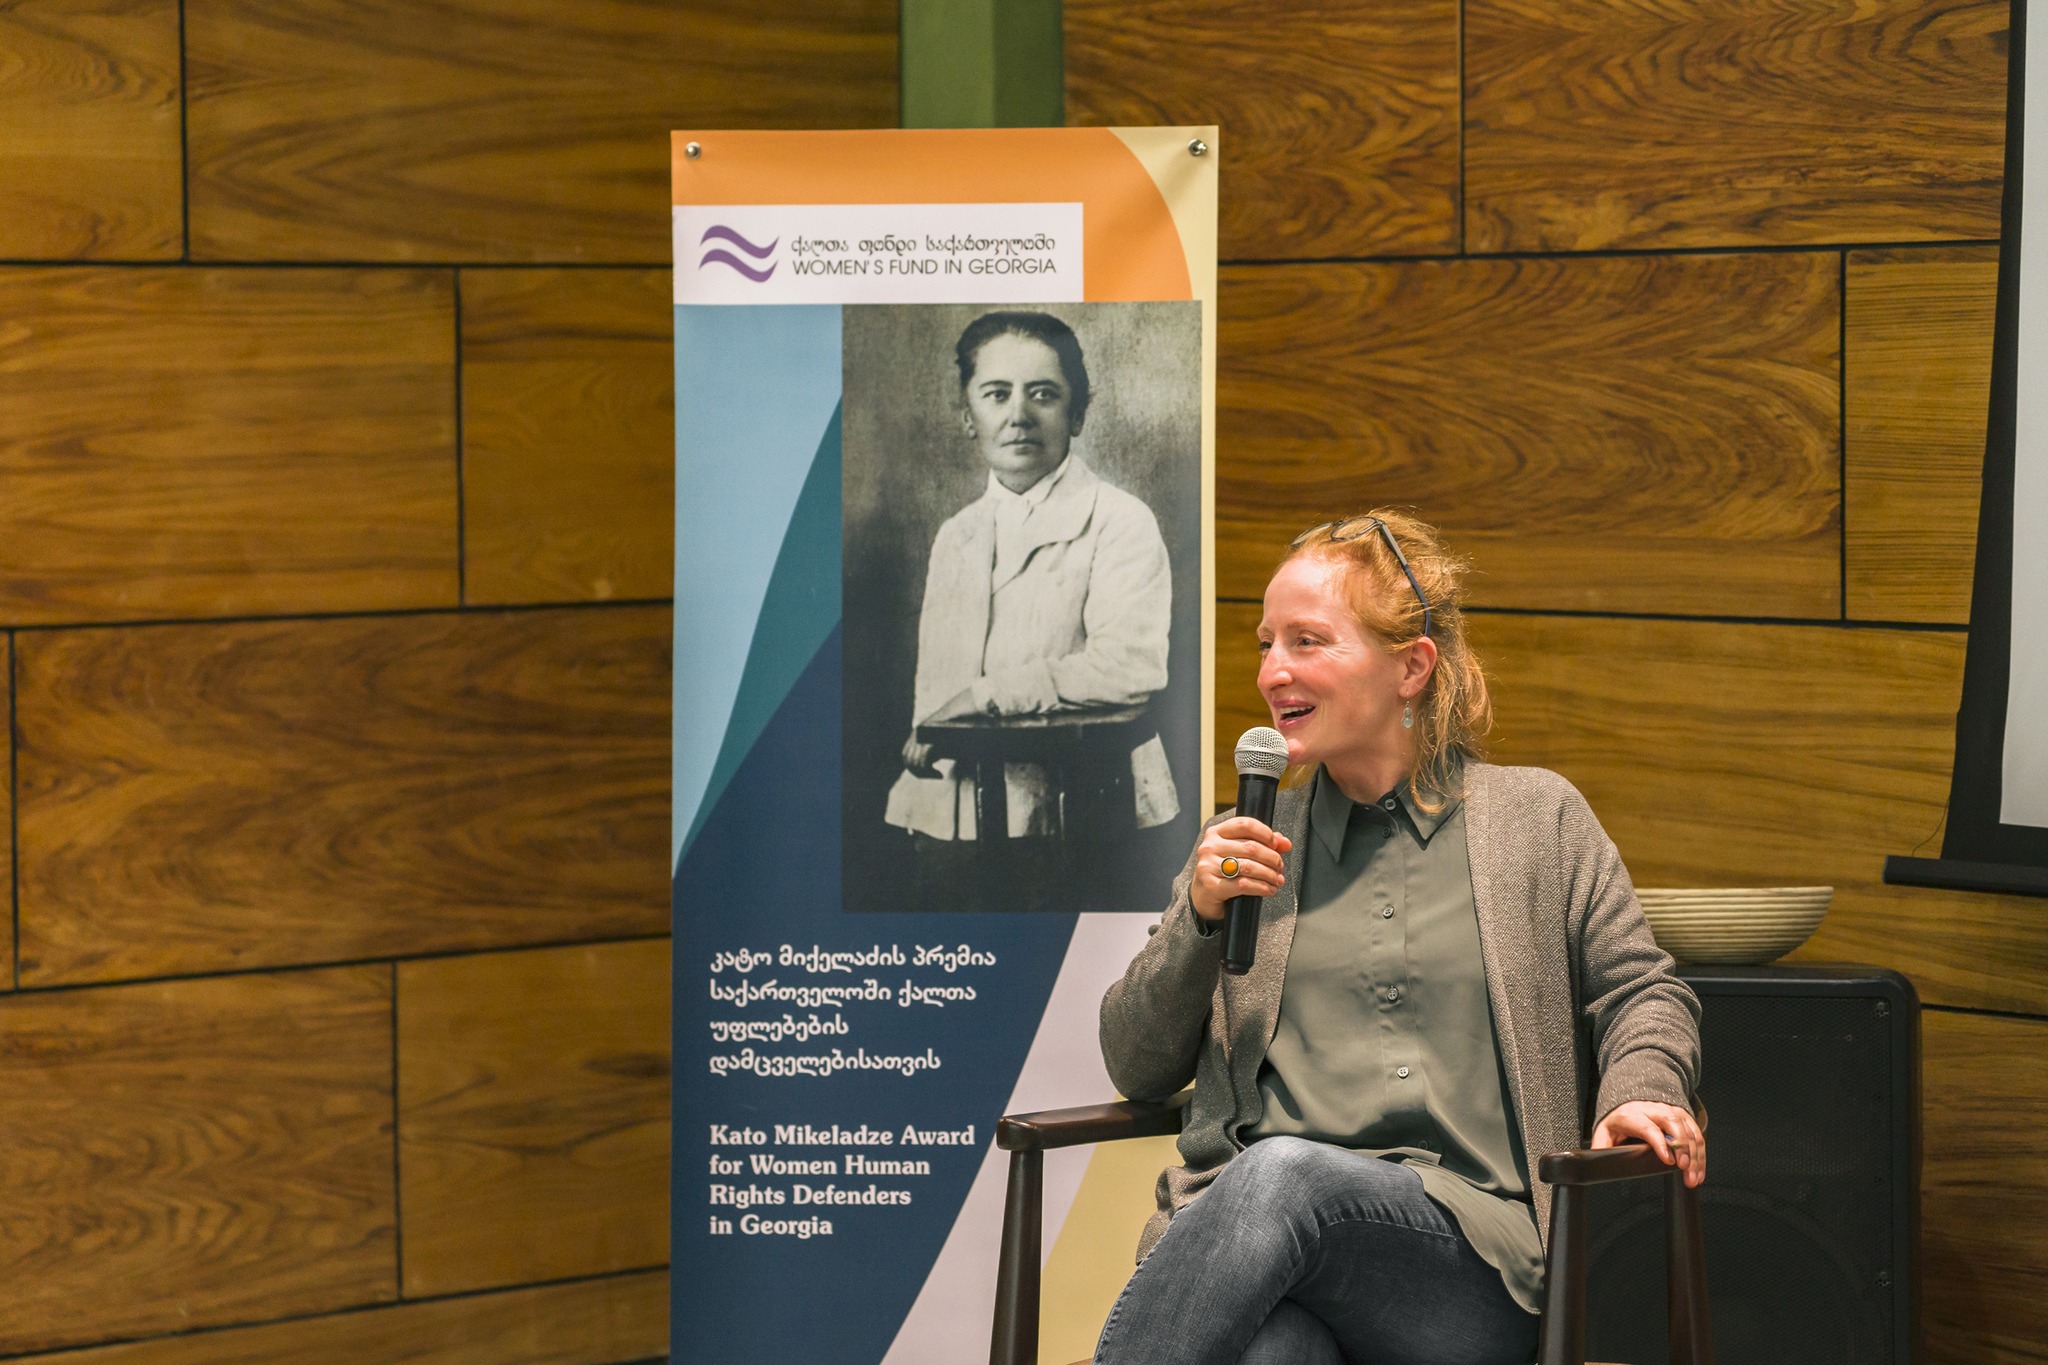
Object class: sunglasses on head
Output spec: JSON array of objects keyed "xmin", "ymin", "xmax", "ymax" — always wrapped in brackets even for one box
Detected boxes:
[{"xmin": 1290, "ymin": 516, "xmax": 1433, "ymax": 639}]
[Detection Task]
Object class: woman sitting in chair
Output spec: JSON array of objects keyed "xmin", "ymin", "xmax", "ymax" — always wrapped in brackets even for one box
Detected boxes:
[{"xmin": 1095, "ymin": 512, "xmax": 1705, "ymax": 1365}]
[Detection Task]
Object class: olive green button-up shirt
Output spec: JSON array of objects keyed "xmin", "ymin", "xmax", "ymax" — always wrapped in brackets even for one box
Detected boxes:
[{"xmin": 1245, "ymin": 768, "xmax": 1545, "ymax": 1313}]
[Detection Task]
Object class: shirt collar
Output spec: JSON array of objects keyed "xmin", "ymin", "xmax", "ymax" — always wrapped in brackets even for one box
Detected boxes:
[
  {"xmin": 985, "ymin": 455, "xmax": 1071, "ymax": 507},
  {"xmin": 1308, "ymin": 766, "xmax": 1460, "ymax": 860}
]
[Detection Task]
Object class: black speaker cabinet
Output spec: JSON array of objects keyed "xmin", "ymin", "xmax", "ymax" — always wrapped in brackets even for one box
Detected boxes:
[{"xmin": 1582, "ymin": 963, "xmax": 1921, "ymax": 1365}]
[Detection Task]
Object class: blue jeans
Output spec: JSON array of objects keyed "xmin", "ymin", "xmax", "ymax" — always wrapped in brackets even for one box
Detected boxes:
[{"xmin": 1094, "ymin": 1137, "xmax": 1539, "ymax": 1365}]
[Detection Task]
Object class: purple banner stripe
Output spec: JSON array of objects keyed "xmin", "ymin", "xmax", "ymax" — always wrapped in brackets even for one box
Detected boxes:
[{"xmin": 700, "ymin": 249, "xmax": 777, "ymax": 282}]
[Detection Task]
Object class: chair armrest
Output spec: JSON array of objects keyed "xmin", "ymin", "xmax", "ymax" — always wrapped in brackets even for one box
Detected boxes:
[
  {"xmin": 991, "ymin": 1095, "xmax": 1189, "ymax": 1365},
  {"xmin": 996, "ymin": 1091, "xmax": 1191, "ymax": 1152},
  {"xmin": 1538, "ymin": 1142, "xmax": 1713, "ymax": 1365},
  {"xmin": 1538, "ymin": 1143, "xmax": 1676, "ymax": 1187}
]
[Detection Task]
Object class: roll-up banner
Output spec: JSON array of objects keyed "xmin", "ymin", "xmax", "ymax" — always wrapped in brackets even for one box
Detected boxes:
[{"xmin": 671, "ymin": 129, "xmax": 1218, "ymax": 1361}]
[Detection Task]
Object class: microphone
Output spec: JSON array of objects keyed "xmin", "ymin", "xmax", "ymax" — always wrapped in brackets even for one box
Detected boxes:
[{"xmin": 1223, "ymin": 727, "xmax": 1289, "ymax": 976}]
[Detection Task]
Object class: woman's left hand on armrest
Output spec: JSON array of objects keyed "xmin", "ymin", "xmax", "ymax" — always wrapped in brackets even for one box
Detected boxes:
[{"xmin": 1592, "ymin": 1099, "xmax": 1706, "ymax": 1188}]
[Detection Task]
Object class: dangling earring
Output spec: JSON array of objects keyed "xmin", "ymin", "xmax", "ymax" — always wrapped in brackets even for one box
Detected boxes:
[{"xmin": 1401, "ymin": 703, "xmax": 1414, "ymax": 730}]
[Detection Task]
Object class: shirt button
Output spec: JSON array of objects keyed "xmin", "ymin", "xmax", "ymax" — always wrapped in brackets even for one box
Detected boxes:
[
  {"xmin": 1381, "ymin": 906, "xmax": 1394, "ymax": 919},
  {"xmin": 1385, "ymin": 987, "xmax": 1401, "ymax": 1004},
  {"xmin": 1382, "ymin": 797, "xmax": 1398, "ymax": 811},
  {"xmin": 1396, "ymin": 1066, "xmax": 1411, "ymax": 1079}
]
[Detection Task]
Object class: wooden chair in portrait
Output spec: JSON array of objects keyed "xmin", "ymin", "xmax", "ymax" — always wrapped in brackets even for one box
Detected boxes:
[{"xmin": 917, "ymin": 702, "xmax": 1159, "ymax": 862}]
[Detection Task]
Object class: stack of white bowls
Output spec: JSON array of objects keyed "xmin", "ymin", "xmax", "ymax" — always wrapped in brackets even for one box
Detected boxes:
[{"xmin": 1634, "ymin": 887, "xmax": 1833, "ymax": 965}]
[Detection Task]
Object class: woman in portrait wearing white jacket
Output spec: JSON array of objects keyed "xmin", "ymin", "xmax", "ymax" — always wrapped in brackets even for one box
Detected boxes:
[{"xmin": 886, "ymin": 310, "xmax": 1181, "ymax": 843}]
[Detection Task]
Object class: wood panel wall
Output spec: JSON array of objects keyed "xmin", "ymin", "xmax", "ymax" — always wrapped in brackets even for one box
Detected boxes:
[
  {"xmin": 14, "ymin": 0, "xmax": 2035, "ymax": 1356},
  {"xmin": 0, "ymin": 1, "xmax": 893, "ymax": 1360},
  {"xmin": 1070, "ymin": 0, "xmax": 2032, "ymax": 1358}
]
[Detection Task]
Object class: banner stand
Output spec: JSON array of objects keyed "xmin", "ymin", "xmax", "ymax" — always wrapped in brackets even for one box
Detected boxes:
[{"xmin": 671, "ymin": 128, "xmax": 1219, "ymax": 1360}]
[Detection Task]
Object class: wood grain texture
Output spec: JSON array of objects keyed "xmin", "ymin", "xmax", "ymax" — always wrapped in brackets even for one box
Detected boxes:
[
  {"xmin": 461, "ymin": 269, "xmax": 674, "ymax": 606},
  {"xmin": 1214, "ymin": 605, "xmax": 2048, "ymax": 1014},
  {"xmin": 1064, "ymin": 0, "xmax": 1459, "ymax": 259},
  {"xmin": 1217, "ymin": 253, "xmax": 1842, "ymax": 615},
  {"xmin": 0, "ymin": 966, "xmax": 394, "ymax": 1354},
  {"xmin": 1846, "ymin": 247, "xmax": 1997, "ymax": 624},
  {"xmin": 399, "ymin": 940, "xmax": 670, "ymax": 1296},
  {"xmin": 16, "ymin": 606, "xmax": 670, "ymax": 985},
  {"xmin": 0, "ymin": 267, "xmax": 457, "ymax": 624},
  {"xmin": 3, "ymin": 1271, "xmax": 668, "ymax": 1365},
  {"xmin": 2, "ymin": 633, "xmax": 12, "ymax": 991},
  {"xmin": 1922, "ymin": 1010, "xmax": 2048, "ymax": 1365},
  {"xmin": 185, "ymin": 0, "xmax": 896, "ymax": 263},
  {"xmin": 0, "ymin": 0, "xmax": 182, "ymax": 259},
  {"xmin": 1464, "ymin": 0, "xmax": 2007, "ymax": 251}
]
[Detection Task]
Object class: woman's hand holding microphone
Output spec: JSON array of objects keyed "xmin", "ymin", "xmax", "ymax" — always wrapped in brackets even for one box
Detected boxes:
[{"xmin": 1190, "ymin": 818, "xmax": 1293, "ymax": 923}]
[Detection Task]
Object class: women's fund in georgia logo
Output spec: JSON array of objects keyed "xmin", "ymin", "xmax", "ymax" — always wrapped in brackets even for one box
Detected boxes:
[
  {"xmin": 672, "ymin": 203, "xmax": 1083, "ymax": 306},
  {"xmin": 698, "ymin": 225, "xmax": 779, "ymax": 282}
]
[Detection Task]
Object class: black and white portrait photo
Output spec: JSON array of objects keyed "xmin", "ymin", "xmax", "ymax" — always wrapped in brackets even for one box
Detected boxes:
[{"xmin": 841, "ymin": 301, "xmax": 1203, "ymax": 914}]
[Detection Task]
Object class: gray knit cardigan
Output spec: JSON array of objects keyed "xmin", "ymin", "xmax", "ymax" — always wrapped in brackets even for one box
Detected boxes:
[{"xmin": 1100, "ymin": 761, "xmax": 1701, "ymax": 1260}]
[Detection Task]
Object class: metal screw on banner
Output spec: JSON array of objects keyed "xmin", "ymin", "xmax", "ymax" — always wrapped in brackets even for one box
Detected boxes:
[
  {"xmin": 685, "ymin": 142, "xmax": 702, "ymax": 159},
  {"xmin": 1188, "ymin": 139, "xmax": 1208, "ymax": 157}
]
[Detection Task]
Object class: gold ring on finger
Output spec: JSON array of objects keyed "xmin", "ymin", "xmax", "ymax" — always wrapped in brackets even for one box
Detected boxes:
[{"xmin": 1219, "ymin": 857, "xmax": 1241, "ymax": 879}]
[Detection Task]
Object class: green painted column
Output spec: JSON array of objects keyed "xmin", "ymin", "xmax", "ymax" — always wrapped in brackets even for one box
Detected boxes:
[{"xmin": 900, "ymin": 0, "xmax": 1062, "ymax": 129}]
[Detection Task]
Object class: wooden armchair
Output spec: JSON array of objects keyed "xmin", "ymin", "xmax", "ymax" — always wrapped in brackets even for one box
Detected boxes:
[{"xmin": 990, "ymin": 1094, "xmax": 1711, "ymax": 1365}]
